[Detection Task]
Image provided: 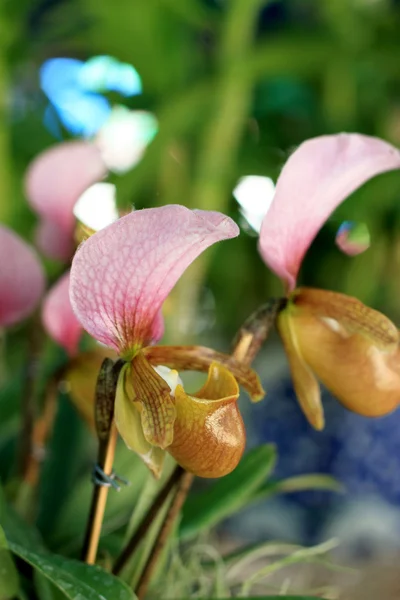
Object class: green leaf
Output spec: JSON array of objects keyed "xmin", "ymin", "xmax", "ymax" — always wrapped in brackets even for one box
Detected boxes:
[
  {"xmin": 180, "ymin": 444, "xmax": 277, "ymax": 539},
  {"xmin": 49, "ymin": 443, "xmax": 149, "ymax": 553},
  {"xmin": 252, "ymin": 473, "xmax": 344, "ymax": 502},
  {"xmin": 34, "ymin": 571, "xmax": 68, "ymax": 600},
  {"xmin": 0, "ymin": 484, "xmax": 44, "ymax": 552},
  {"xmin": 8, "ymin": 541, "xmax": 136, "ymax": 600},
  {"xmin": 0, "ymin": 526, "xmax": 19, "ymax": 600}
]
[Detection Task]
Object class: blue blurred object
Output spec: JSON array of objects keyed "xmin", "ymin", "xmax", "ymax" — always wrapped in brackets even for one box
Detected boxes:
[
  {"xmin": 40, "ymin": 58, "xmax": 84, "ymax": 100},
  {"xmin": 248, "ymin": 372, "xmax": 400, "ymax": 548},
  {"xmin": 79, "ymin": 56, "xmax": 142, "ymax": 97},
  {"xmin": 49, "ymin": 90, "xmax": 111, "ymax": 137},
  {"xmin": 40, "ymin": 56, "xmax": 142, "ymax": 137}
]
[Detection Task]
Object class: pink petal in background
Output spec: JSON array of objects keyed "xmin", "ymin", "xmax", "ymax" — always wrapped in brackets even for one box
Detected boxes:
[
  {"xmin": 42, "ymin": 272, "xmax": 82, "ymax": 356},
  {"xmin": 25, "ymin": 141, "xmax": 107, "ymax": 235},
  {"xmin": 70, "ymin": 205, "xmax": 239, "ymax": 354},
  {"xmin": 35, "ymin": 218, "xmax": 75, "ymax": 262},
  {"xmin": 259, "ymin": 134, "xmax": 400, "ymax": 291},
  {"xmin": 0, "ymin": 225, "xmax": 45, "ymax": 327}
]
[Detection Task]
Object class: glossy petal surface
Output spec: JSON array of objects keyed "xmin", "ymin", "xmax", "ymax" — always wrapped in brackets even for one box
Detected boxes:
[
  {"xmin": 0, "ymin": 226, "xmax": 45, "ymax": 327},
  {"xmin": 259, "ymin": 134, "xmax": 400, "ymax": 290},
  {"xmin": 293, "ymin": 288, "xmax": 399, "ymax": 350},
  {"xmin": 168, "ymin": 362, "xmax": 245, "ymax": 478},
  {"xmin": 276, "ymin": 307, "xmax": 324, "ymax": 430},
  {"xmin": 70, "ymin": 205, "xmax": 239, "ymax": 353},
  {"xmin": 42, "ymin": 272, "xmax": 82, "ymax": 356},
  {"xmin": 290, "ymin": 289, "xmax": 400, "ymax": 417}
]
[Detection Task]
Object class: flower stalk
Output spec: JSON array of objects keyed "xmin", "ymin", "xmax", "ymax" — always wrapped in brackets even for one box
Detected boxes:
[
  {"xmin": 116, "ymin": 300, "xmax": 279, "ymax": 597},
  {"xmin": 135, "ymin": 469, "xmax": 194, "ymax": 600},
  {"xmin": 81, "ymin": 358, "xmax": 123, "ymax": 563},
  {"xmin": 81, "ymin": 423, "xmax": 119, "ymax": 563}
]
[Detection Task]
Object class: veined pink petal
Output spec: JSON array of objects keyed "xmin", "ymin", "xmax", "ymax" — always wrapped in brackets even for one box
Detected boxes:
[
  {"xmin": 70, "ymin": 205, "xmax": 239, "ymax": 353},
  {"xmin": 42, "ymin": 272, "xmax": 82, "ymax": 356},
  {"xmin": 35, "ymin": 218, "xmax": 75, "ymax": 262},
  {"xmin": 0, "ymin": 226, "xmax": 45, "ymax": 327},
  {"xmin": 25, "ymin": 141, "xmax": 107, "ymax": 235},
  {"xmin": 259, "ymin": 134, "xmax": 400, "ymax": 291}
]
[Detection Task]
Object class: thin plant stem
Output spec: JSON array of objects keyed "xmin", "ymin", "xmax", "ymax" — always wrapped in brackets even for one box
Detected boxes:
[
  {"xmin": 113, "ymin": 465, "xmax": 185, "ymax": 576},
  {"xmin": 24, "ymin": 376, "xmax": 59, "ymax": 488},
  {"xmin": 81, "ymin": 358, "xmax": 123, "ymax": 564},
  {"xmin": 16, "ymin": 314, "xmax": 43, "ymax": 480},
  {"xmin": 135, "ymin": 470, "xmax": 194, "ymax": 600},
  {"xmin": 129, "ymin": 301, "xmax": 278, "ymax": 598},
  {"xmin": 81, "ymin": 423, "xmax": 119, "ymax": 564}
]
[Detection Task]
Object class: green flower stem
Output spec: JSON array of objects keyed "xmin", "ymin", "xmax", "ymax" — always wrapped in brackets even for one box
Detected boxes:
[
  {"xmin": 112, "ymin": 465, "xmax": 185, "ymax": 576},
  {"xmin": 135, "ymin": 469, "xmax": 194, "ymax": 600}
]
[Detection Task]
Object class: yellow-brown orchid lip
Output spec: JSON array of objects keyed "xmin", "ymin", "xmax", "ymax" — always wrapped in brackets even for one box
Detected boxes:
[
  {"xmin": 277, "ymin": 287, "xmax": 400, "ymax": 428},
  {"xmin": 114, "ymin": 351, "xmax": 246, "ymax": 478},
  {"xmin": 64, "ymin": 344, "xmax": 265, "ymax": 478},
  {"xmin": 168, "ymin": 362, "xmax": 245, "ymax": 478}
]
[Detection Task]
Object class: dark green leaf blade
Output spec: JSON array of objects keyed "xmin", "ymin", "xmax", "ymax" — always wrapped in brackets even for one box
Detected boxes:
[
  {"xmin": 0, "ymin": 526, "xmax": 19, "ymax": 600},
  {"xmin": 8, "ymin": 541, "xmax": 136, "ymax": 600}
]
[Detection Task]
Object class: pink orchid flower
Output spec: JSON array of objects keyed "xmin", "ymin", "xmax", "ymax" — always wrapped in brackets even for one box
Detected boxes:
[
  {"xmin": 259, "ymin": 133, "xmax": 400, "ymax": 429},
  {"xmin": 30, "ymin": 144, "xmax": 118, "ymax": 354},
  {"xmin": 25, "ymin": 140, "xmax": 107, "ymax": 261},
  {"xmin": 0, "ymin": 225, "xmax": 45, "ymax": 327},
  {"xmin": 70, "ymin": 205, "xmax": 264, "ymax": 478},
  {"xmin": 42, "ymin": 272, "xmax": 82, "ymax": 356}
]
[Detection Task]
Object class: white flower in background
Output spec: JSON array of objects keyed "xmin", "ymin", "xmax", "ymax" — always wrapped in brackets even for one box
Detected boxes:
[
  {"xmin": 95, "ymin": 105, "xmax": 158, "ymax": 174},
  {"xmin": 233, "ymin": 175, "xmax": 275, "ymax": 233},
  {"xmin": 73, "ymin": 182, "xmax": 119, "ymax": 232}
]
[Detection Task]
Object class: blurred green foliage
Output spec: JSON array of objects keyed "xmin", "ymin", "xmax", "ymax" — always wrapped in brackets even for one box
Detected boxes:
[
  {"xmin": 1, "ymin": 1, "xmax": 400, "ymax": 598},
  {"xmin": 3, "ymin": 0, "xmax": 400, "ymax": 333}
]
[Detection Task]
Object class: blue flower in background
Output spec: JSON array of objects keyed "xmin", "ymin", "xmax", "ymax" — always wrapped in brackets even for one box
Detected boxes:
[
  {"xmin": 40, "ymin": 56, "xmax": 142, "ymax": 138},
  {"xmin": 248, "ymin": 373, "xmax": 400, "ymax": 547}
]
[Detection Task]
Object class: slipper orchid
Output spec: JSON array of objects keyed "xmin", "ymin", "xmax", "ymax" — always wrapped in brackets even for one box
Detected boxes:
[
  {"xmin": 0, "ymin": 226, "xmax": 45, "ymax": 327},
  {"xmin": 70, "ymin": 205, "xmax": 264, "ymax": 478},
  {"xmin": 259, "ymin": 133, "xmax": 400, "ymax": 429}
]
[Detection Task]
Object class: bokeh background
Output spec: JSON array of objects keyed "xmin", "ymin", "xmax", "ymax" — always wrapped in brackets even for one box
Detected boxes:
[{"xmin": 3, "ymin": 1, "xmax": 400, "ymax": 597}]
